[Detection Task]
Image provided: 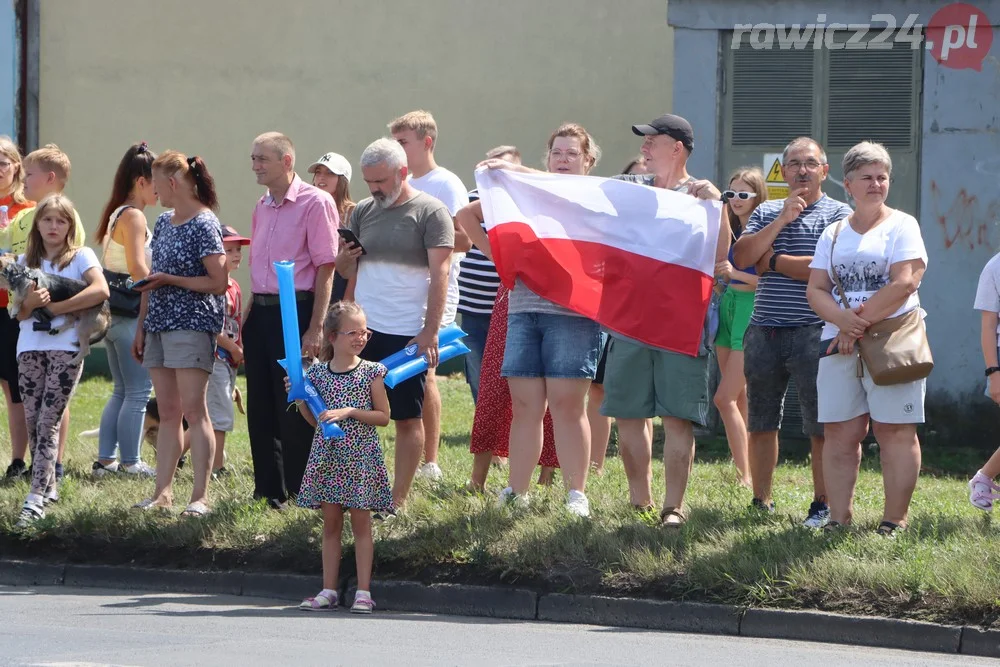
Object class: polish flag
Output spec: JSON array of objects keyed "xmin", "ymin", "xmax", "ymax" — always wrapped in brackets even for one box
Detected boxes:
[{"xmin": 474, "ymin": 168, "xmax": 722, "ymax": 357}]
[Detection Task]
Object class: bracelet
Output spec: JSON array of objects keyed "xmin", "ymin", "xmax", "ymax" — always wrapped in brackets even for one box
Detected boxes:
[{"xmin": 986, "ymin": 367, "xmax": 1000, "ymax": 377}]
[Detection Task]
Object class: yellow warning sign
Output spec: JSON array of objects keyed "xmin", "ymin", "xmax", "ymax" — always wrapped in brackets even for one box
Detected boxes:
[
  {"xmin": 767, "ymin": 185, "xmax": 789, "ymax": 200},
  {"xmin": 765, "ymin": 158, "xmax": 784, "ymax": 183}
]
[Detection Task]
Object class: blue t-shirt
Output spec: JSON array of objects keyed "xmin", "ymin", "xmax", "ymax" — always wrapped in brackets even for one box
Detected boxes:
[
  {"xmin": 743, "ymin": 194, "xmax": 853, "ymax": 327},
  {"xmin": 144, "ymin": 210, "xmax": 225, "ymax": 334}
]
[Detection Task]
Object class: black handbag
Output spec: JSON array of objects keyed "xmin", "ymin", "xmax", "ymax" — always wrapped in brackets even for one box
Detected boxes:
[{"xmin": 101, "ymin": 207, "xmax": 142, "ymax": 318}]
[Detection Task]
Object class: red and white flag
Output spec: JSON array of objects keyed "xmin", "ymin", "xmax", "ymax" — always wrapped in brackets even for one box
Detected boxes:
[{"xmin": 475, "ymin": 168, "xmax": 722, "ymax": 357}]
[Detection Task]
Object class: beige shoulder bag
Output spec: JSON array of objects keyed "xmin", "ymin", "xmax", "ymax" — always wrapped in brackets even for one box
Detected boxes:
[{"xmin": 828, "ymin": 220, "xmax": 933, "ymax": 386}]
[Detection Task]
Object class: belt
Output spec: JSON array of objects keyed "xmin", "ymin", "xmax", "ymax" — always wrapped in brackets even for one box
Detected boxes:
[{"xmin": 252, "ymin": 291, "xmax": 312, "ymax": 306}]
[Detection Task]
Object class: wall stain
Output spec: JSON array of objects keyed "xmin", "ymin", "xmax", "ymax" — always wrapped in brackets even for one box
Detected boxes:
[{"xmin": 930, "ymin": 179, "xmax": 1000, "ymax": 251}]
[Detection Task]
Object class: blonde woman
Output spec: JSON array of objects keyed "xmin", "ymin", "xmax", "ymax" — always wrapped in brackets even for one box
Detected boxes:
[
  {"xmin": 806, "ymin": 142, "xmax": 927, "ymax": 535},
  {"xmin": 478, "ymin": 123, "xmax": 603, "ymax": 517},
  {"xmin": 0, "ymin": 136, "xmax": 34, "ymax": 480},
  {"xmin": 714, "ymin": 167, "xmax": 767, "ymax": 487}
]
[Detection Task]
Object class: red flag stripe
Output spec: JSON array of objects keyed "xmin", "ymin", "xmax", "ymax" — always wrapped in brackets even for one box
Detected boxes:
[{"xmin": 488, "ymin": 221, "xmax": 712, "ymax": 356}]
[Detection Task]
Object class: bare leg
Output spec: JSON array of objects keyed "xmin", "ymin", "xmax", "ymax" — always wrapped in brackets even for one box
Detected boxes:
[
  {"xmin": 57, "ymin": 410, "xmax": 69, "ymax": 463},
  {"xmin": 507, "ymin": 378, "xmax": 546, "ymax": 495},
  {"xmin": 422, "ymin": 368, "xmax": 441, "ymax": 465},
  {"xmin": 617, "ymin": 417, "xmax": 652, "ymax": 507},
  {"xmin": 349, "ymin": 508, "xmax": 374, "ymax": 592},
  {"xmin": 177, "ymin": 368, "xmax": 214, "ymax": 508},
  {"xmin": 587, "ymin": 383, "xmax": 612, "ymax": 473},
  {"xmin": 662, "ymin": 416, "xmax": 695, "ymax": 511},
  {"xmin": 822, "ymin": 416, "xmax": 869, "ymax": 525},
  {"xmin": 873, "ymin": 422, "xmax": 921, "ymax": 527},
  {"xmin": 469, "ymin": 450, "xmax": 492, "ymax": 491},
  {"xmin": 545, "ymin": 378, "xmax": 591, "ymax": 493},
  {"xmin": 321, "ymin": 503, "xmax": 344, "ymax": 591},
  {"xmin": 147, "ymin": 368, "xmax": 182, "ymax": 508},
  {"xmin": 713, "ymin": 346, "xmax": 751, "ymax": 485},
  {"xmin": 749, "ymin": 430, "xmax": 779, "ymax": 504},
  {"xmin": 981, "ymin": 446, "xmax": 1000, "ymax": 478},
  {"xmin": 537, "ymin": 466, "xmax": 555, "ymax": 486},
  {"xmin": 213, "ymin": 431, "xmax": 226, "ymax": 470},
  {"xmin": 810, "ymin": 434, "xmax": 827, "ymax": 502},
  {"xmin": 391, "ymin": 418, "xmax": 424, "ymax": 508}
]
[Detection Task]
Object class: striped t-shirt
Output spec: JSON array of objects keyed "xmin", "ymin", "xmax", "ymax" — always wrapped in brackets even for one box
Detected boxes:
[
  {"xmin": 458, "ymin": 189, "xmax": 502, "ymax": 316},
  {"xmin": 745, "ymin": 195, "xmax": 853, "ymax": 327}
]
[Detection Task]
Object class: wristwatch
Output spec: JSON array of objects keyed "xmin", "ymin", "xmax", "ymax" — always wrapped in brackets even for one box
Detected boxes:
[
  {"xmin": 768, "ymin": 252, "xmax": 783, "ymax": 272},
  {"xmin": 986, "ymin": 367, "xmax": 1000, "ymax": 377}
]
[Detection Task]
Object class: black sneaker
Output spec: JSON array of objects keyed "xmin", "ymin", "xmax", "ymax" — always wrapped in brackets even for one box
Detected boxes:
[
  {"xmin": 54, "ymin": 462, "xmax": 64, "ymax": 482},
  {"xmin": 802, "ymin": 500, "xmax": 830, "ymax": 529},
  {"xmin": 750, "ymin": 497, "xmax": 776, "ymax": 513},
  {"xmin": 4, "ymin": 458, "xmax": 29, "ymax": 480}
]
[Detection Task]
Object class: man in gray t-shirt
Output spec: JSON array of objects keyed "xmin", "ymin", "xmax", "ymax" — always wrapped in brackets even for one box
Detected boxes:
[{"xmin": 337, "ymin": 138, "xmax": 453, "ymax": 509}]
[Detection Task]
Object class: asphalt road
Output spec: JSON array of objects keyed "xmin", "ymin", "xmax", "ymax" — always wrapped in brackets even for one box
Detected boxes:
[{"xmin": 0, "ymin": 586, "xmax": 991, "ymax": 666}]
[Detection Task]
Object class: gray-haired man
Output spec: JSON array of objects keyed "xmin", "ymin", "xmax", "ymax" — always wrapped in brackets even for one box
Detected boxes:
[{"xmin": 335, "ymin": 138, "xmax": 454, "ymax": 508}]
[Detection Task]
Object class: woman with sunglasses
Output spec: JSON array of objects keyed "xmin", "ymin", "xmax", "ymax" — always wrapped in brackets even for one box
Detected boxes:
[{"xmin": 714, "ymin": 167, "xmax": 767, "ymax": 487}]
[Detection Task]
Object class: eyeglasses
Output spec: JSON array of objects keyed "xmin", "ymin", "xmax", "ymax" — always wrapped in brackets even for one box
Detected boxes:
[
  {"xmin": 723, "ymin": 191, "xmax": 757, "ymax": 201},
  {"xmin": 549, "ymin": 149, "xmax": 583, "ymax": 161},
  {"xmin": 784, "ymin": 160, "xmax": 826, "ymax": 171},
  {"xmin": 0, "ymin": 161, "xmax": 13, "ymax": 172},
  {"xmin": 336, "ymin": 329, "xmax": 373, "ymax": 340}
]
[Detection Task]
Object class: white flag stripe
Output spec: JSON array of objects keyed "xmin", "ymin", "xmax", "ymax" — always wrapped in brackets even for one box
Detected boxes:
[{"xmin": 476, "ymin": 168, "xmax": 721, "ymax": 276}]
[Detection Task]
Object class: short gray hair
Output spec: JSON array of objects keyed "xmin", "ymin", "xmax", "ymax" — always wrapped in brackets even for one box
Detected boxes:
[
  {"xmin": 842, "ymin": 141, "xmax": 893, "ymax": 180},
  {"xmin": 360, "ymin": 138, "xmax": 407, "ymax": 170},
  {"xmin": 782, "ymin": 136, "xmax": 827, "ymax": 165}
]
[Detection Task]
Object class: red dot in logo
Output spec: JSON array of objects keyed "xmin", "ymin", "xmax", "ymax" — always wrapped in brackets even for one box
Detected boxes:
[{"xmin": 927, "ymin": 2, "xmax": 993, "ymax": 71}]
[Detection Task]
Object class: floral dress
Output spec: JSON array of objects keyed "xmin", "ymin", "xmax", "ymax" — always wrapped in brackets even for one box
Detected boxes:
[
  {"xmin": 297, "ymin": 360, "xmax": 394, "ymax": 512},
  {"xmin": 469, "ymin": 284, "xmax": 558, "ymax": 468}
]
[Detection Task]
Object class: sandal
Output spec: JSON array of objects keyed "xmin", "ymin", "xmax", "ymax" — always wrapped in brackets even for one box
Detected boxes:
[
  {"xmin": 133, "ymin": 498, "xmax": 169, "ymax": 511},
  {"xmin": 299, "ymin": 590, "xmax": 338, "ymax": 611},
  {"xmin": 823, "ymin": 520, "xmax": 844, "ymax": 533},
  {"xmin": 875, "ymin": 520, "xmax": 903, "ymax": 537},
  {"xmin": 350, "ymin": 595, "xmax": 375, "ymax": 614},
  {"xmin": 660, "ymin": 506, "xmax": 687, "ymax": 528},
  {"xmin": 969, "ymin": 471, "xmax": 1000, "ymax": 512},
  {"xmin": 180, "ymin": 501, "xmax": 210, "ymax": 517}
]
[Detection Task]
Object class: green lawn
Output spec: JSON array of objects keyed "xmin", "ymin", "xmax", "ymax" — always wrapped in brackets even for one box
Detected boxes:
[{"xmin": 2, "ymin": 374, "xmax": 1000, "ymax": 627}]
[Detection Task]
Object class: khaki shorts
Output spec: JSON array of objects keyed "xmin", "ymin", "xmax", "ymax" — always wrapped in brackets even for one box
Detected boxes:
[
  {"xmin": 600, "ymin": 335, "xmax": 709, "ymax": 425},
  {"xmin": 207, "ymin": 358, "xmax": 237, "ymax": 431},
  {"xmin": 143, "ymin": 330, "xmax": 217, "ymax": 374},
  {"xmin": 817, "ymin": 352, "xmax": 925, "ymax": 424}
]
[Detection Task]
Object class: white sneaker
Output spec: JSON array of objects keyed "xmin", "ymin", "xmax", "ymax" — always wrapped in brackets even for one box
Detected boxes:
[
  {"xmin": 497, "ymin": 486, "xmax": 529, "ymax": 509},
  {"xmin": 92, "ymin": 460, "xmax": 119, "ymax": 478},
  {"xmin": 121, "ymin": 462, "xmax": 156, "ymax": 477},
  {"xmin": 43, "ymin": 486, "xmax": 59, "ymax": 505},
  {"xmin": 566, "ymin": 490, "xmax": 591, "ymax": 517},
  {"xmin": 416, "ymin": 462, "xmax": 443, "ymax": 481},
  {"xmin": 16, "ymin": 500, "xmax": 44, "ymax": 528}
]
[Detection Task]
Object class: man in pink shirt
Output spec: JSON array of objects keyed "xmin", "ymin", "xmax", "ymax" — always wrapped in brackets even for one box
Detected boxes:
[{"xmin": 246, "ymin": 131, "xmax": 339, "ymax": 510}]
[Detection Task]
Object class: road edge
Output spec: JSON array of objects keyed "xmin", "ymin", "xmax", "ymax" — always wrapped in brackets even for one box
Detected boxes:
[{"xmin": 1, "ymin": 559, "xmax": 996, "ymax": 657}]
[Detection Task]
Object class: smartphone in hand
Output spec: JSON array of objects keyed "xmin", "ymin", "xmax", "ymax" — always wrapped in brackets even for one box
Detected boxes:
[
  {"xmin": 130, "ymin": 277, "xmax": 153, "ymax": 291},
  {"xmin": 337, "ymin": 228, "xmax": 367, "ymax": 255}
]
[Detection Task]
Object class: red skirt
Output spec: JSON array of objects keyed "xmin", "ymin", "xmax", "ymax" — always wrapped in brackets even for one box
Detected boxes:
[{"xmin": 469, "ymin": 285, "xmax": 559, "ymax": 468}]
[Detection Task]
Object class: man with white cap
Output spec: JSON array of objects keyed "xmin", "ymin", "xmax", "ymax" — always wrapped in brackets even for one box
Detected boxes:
[{"xmin": 307, "ymin": 151, "xmax": 355, "ymax": 302}]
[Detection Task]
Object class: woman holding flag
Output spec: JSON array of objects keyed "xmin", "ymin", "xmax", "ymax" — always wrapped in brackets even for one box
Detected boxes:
[{"xmin": 476, "ymin": 123, "xmax": 603, "ymax": 518}]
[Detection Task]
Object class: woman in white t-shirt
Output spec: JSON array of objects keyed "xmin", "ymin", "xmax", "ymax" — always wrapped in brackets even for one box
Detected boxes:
[
  {"xmin": 13, "ymin": 194, "xmax": 110, "ymax": 527},
  {"xmin": 806, "ymin": 141, "xmax": 928, "ymax": 536}
]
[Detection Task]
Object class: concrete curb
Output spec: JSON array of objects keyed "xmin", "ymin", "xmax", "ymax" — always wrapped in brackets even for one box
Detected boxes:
[
  {"xmin": 1, "ymin": 559, "xmax": 996, "ymax": 658},
  {"xmin": 741, "ymin": 607, "xmax": 962, "ymax": 654}
]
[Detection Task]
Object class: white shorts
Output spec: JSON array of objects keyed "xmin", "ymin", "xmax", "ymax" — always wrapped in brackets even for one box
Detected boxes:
[
  {"xmin": 817, "ymin": 353, "xmax": 925, "ymax": 424},
  {"xmin": 206, "ymin": 358, "xmax": 237, "ymax": 432}
]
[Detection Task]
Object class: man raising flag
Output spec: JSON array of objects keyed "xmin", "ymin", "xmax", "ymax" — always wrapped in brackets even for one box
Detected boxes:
[{"xmin": 476, "ymin": 114, "xmax": 728, "ymax": 526}]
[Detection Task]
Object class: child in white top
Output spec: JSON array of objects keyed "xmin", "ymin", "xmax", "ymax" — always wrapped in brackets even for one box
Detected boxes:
[{"xmin": 970, "ymin": 254, "xmax": 1000, "ymax": 510}]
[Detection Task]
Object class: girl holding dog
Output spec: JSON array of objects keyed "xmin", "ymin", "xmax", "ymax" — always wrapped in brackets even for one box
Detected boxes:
[
  {"xmin": 288, "ymin": 301, "xmax": 392, "ymax": 614},
  {"xmin": 14, "ymin": 194, "xmax": 109, "ymax": 527}
]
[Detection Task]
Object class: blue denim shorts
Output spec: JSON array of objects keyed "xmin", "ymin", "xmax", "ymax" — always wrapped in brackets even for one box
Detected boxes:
[{"xmin": 501, "ymin": 312, "xmax": 601, "ymax": 379}]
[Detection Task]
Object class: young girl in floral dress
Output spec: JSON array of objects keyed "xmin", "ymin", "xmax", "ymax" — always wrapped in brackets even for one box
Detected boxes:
[{"xmin": 290, "ymin": 301, "xmax": 392, "ymax": 614}]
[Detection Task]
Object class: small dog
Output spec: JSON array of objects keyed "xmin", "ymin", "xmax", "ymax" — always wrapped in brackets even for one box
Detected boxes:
[{"xmin": 0, "ymin": 254, "xmax": 110, "ymax": 360}]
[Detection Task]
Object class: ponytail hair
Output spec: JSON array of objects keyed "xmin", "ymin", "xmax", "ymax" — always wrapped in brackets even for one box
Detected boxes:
[
  {"xmin": 97, "ymin": 141, "xmax": 156, "ymax": 243},
  {"xmin": 152, "ymin": 150, "xmax": 220, "ymax": 211}
]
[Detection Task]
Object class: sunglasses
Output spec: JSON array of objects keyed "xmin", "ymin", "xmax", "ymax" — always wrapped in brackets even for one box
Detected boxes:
[{"xmin": 723, "ymin": 191, "xmax": 757, "ymax": 201}]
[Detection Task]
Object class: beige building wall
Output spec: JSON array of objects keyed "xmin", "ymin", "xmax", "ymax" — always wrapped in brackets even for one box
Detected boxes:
[{"xmin": 39, "ymin": 0, "xmax": 672, "ymax": 285}]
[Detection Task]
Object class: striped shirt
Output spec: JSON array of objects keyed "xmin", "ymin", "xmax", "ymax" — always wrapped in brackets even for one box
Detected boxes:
[
  {"xmin": 745, "ymin": 194, "xmax": 853, "ymax": 327},
  {"xmin": 458, "ymin": 189, "xmax": 502, "ymax": 315}
]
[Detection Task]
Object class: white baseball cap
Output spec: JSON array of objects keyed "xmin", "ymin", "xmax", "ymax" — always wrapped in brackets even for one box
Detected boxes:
[{"xmin": 307, "ymin": 152, "xmax": 352, "ymax": 182}]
